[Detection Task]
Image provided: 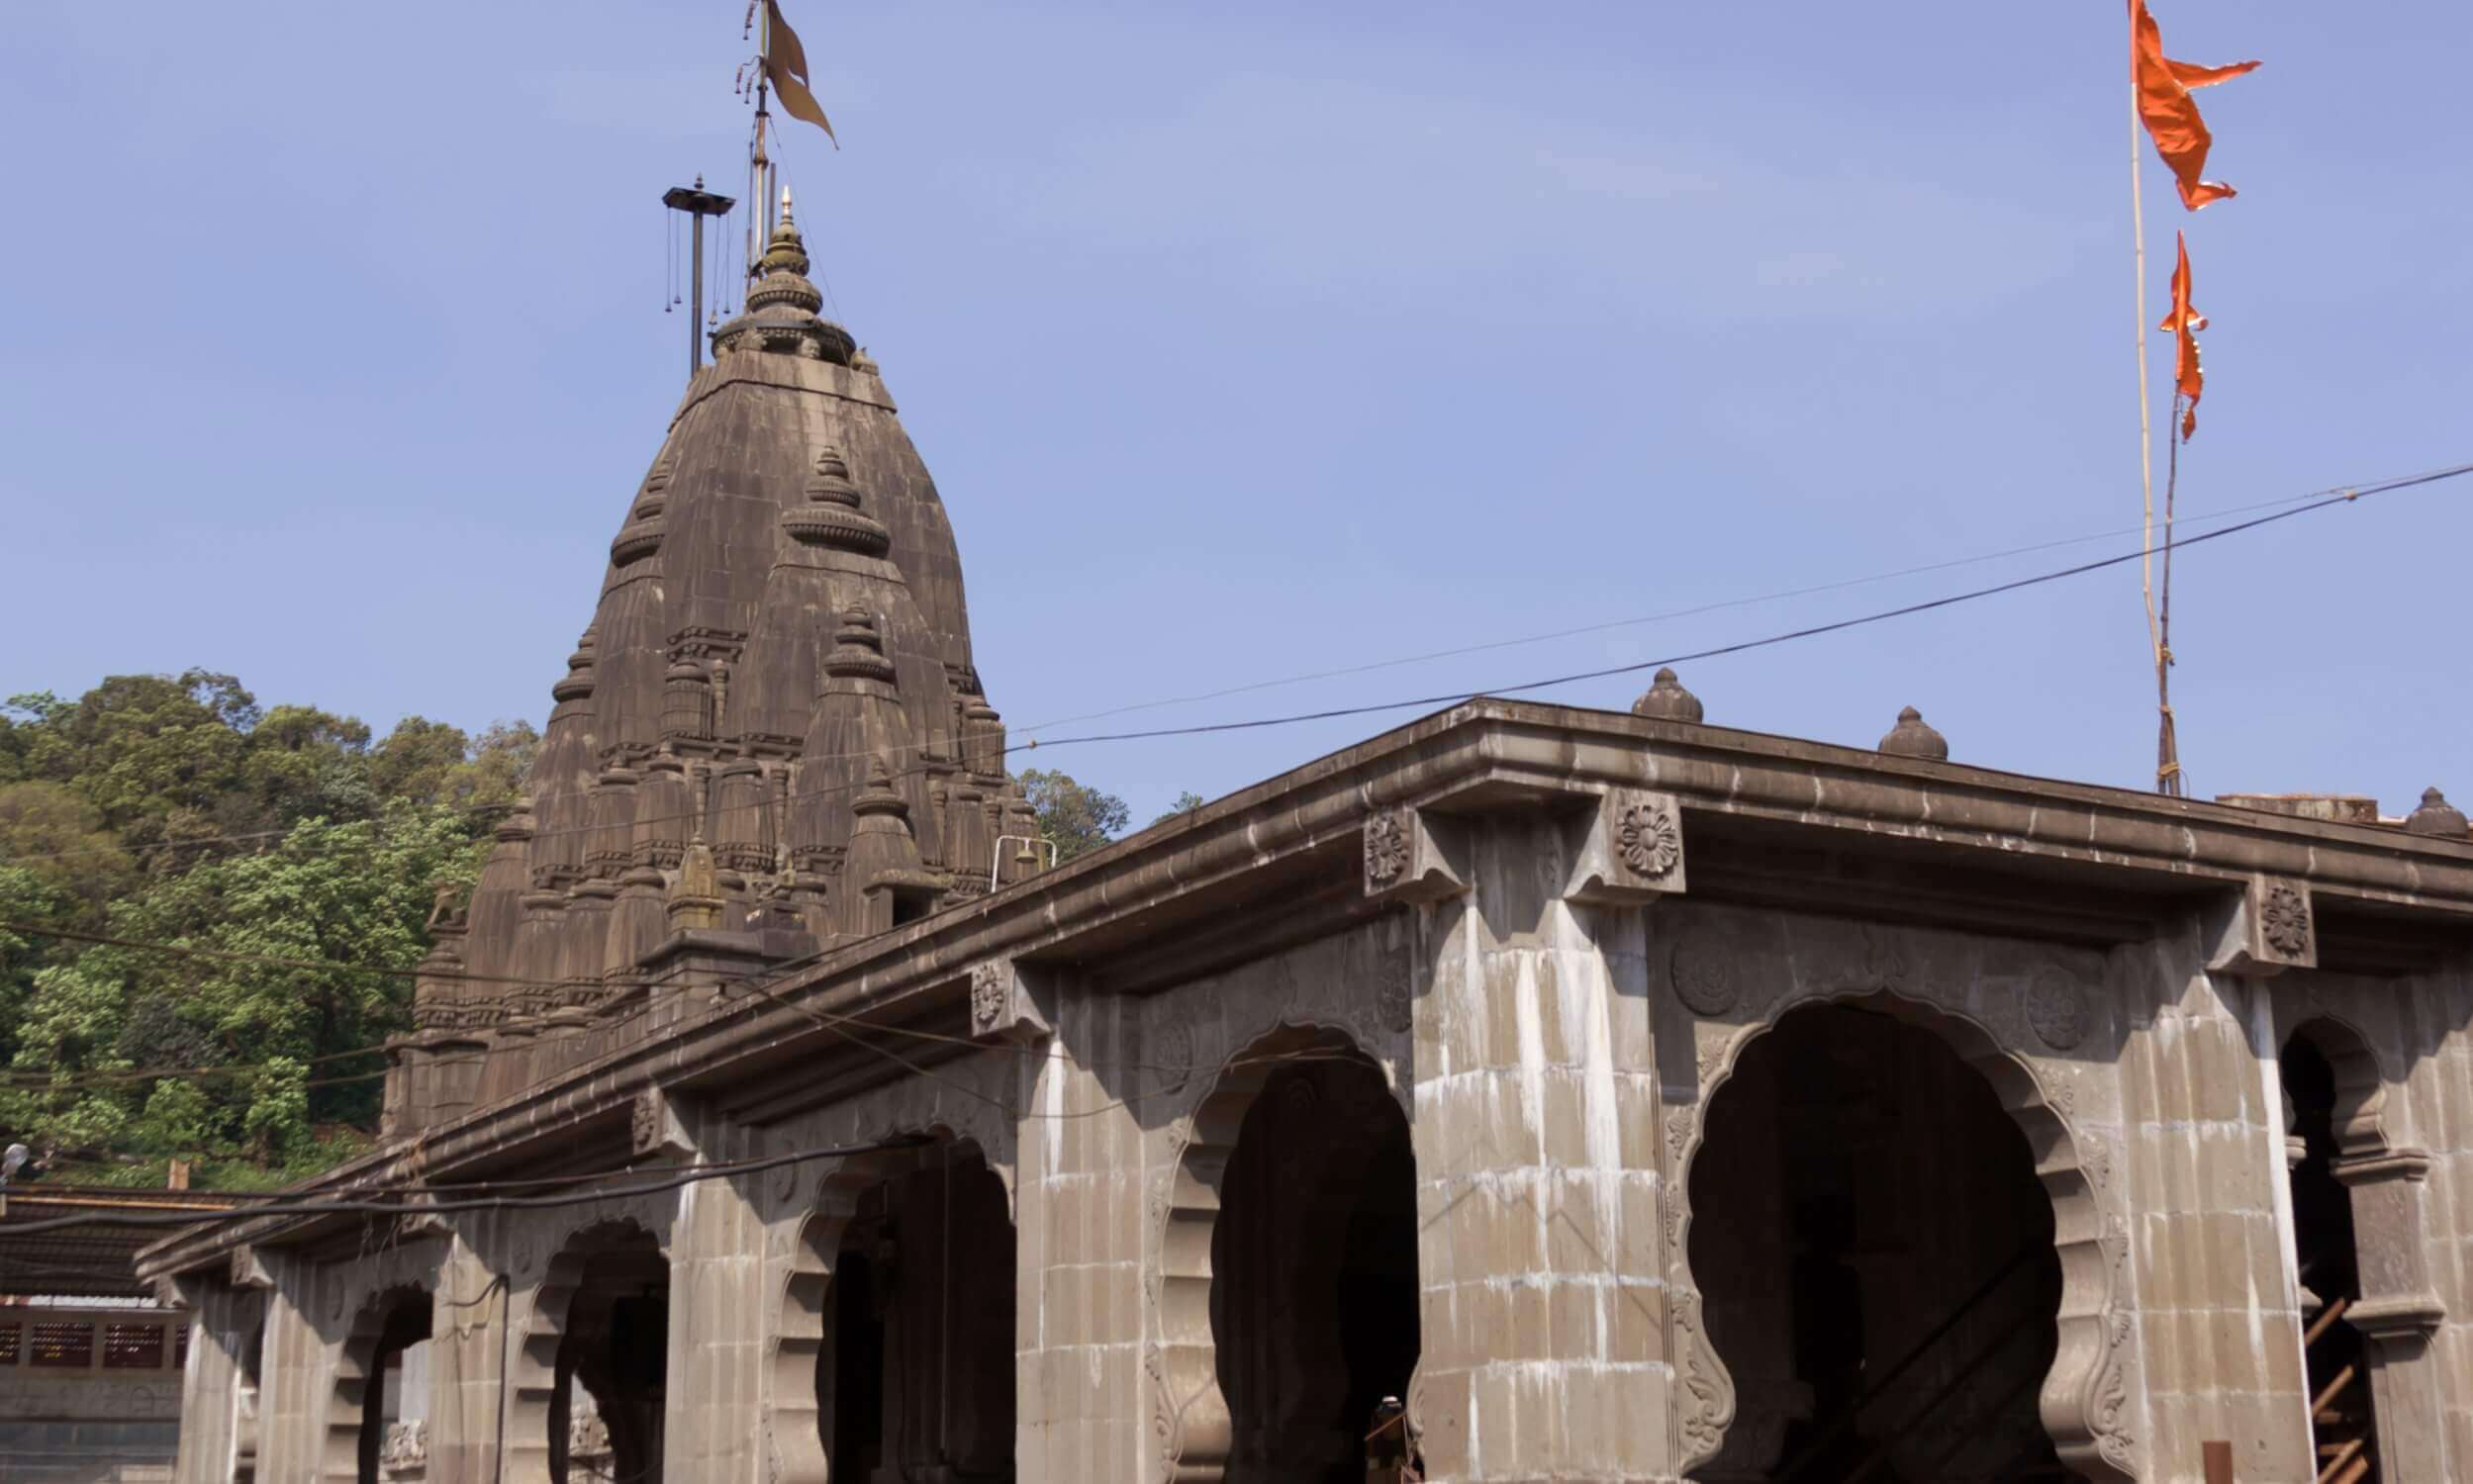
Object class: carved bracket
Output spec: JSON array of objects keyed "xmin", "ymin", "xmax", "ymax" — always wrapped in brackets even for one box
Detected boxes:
[
  {"xmin": 2205, "ymin": 877, "xmax": 2317, "ymax": 976},
  {"xmin": 1361, "ymin": 806, "xmax": 1471, "ymax": 904},
  {"xmin": 229, "ymin": 1245, "xmax": 276, "ymax": 1291},
  {"xmin": 967, "ymin": 958, "xmax": 1052, "ymax": 1044},
  {"xmin": 629, "ymin": 1086, "xmax": 695, "ymax": 1161},
  {"xmin": 1568, "ymin": 788, "xmax": 1687, "ymax": 905}
]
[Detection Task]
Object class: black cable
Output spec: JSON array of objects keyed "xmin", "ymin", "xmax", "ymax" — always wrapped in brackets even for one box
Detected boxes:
[{"xmin": 1025, "ymin": 469, "xmax": 2466, "ymax": 752}]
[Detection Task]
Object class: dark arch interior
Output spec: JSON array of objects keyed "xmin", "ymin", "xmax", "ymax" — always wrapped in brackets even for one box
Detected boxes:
[
  {"xmin": 549, "ymin": 1228, "xmax": 669, "ymax": 1484},
  {"xmin": 355, "ymin": 1291, "xmax": 431, "ymax": 1484},
  {"xmin": 820, "ymin": 1140, "xmax": 1016, "ymax": 1482},
  {"xmin": 1688, "ymin": 1003, "xmax": 2064, "ymax": 1482},
  {"xmin": 1211, "ymin": 1053, "xmax": 1420, "ymax": 1484},
  {"xmin": 2282, "ymin": 1028, "xmax": 2378, "ymax": 1481}
]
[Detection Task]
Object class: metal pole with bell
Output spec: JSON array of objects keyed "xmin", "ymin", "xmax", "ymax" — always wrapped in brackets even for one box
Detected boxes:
[{"xmin": 662, "ymin": 178, "xmax": 736, "ymax": 377}]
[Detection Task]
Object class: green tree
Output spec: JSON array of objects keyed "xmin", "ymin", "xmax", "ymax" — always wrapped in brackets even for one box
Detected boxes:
[
  {"xmin": 1151, "ymin": 791, "xmax": 1206, "ymax": 826},
  {"xmin": 1014, "ymin": 768, "xmax": 1131, "ymax": 862}
]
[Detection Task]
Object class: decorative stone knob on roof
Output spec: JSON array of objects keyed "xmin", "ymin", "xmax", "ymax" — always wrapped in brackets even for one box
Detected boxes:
[
  {"xmin": 783, "ymin": 444, "xmax": 892, "ymax": 554},
  {"xmin": 824, "ymin": 608, "xmax": 897, "ymax": 683},
  {"xmin": 713, "ymin": 188, "xmax": 857, "ymax": 364},
  {"xmin": 550, "ymin": 629, "xmax": 598, "ymax": 703},
  {"xmin": 2405, "ymin": 787, "xmax": 2469, "ymax": 838},
  {"xmin": 1631, "ymin": 668, "xmax": 1705, "ymax": 723},
  {"xmin": 1877, "ymin": 705, "xmax": 1949, "ymax": 762},
  {"xmin": 493, "ymin": 796, "xmax": 537, "ymax": 844},
  {"xmin": 854, "ymin": 757, "xmax": 906, "ymax": 819}
]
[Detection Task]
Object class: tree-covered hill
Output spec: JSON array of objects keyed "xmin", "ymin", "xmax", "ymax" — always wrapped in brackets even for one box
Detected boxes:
[
  {"xmin": 0, "ymin": 672, "xmax": 1142, "ymax": 1190},
  {"xmin": 0, "ymin": 672, "xmax": 533, "ymax": 1188}
]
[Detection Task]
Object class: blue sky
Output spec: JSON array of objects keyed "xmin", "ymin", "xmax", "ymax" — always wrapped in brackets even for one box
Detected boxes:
[{"xmin": 4, "ymin": 1, "xmax": 2467, "ymax": 826}]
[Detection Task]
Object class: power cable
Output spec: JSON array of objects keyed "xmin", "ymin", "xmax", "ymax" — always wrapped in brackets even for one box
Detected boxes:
[
  {"xmin": 1019, "ymin": 466, "xmax": 2467, "ymax": 752},
  {"xmin": 8, "ymin": 457, "xmax": 2459, "ymax": 872},
  {"xmin": 0, "ymin": 462, "xmax": 2462, "ymax": 1102}
]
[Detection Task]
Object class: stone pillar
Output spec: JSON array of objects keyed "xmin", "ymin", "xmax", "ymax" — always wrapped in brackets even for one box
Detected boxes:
[
  {"xmin": 424, "ymin": 1236, "xmax": 507, "ymax": 1484},
  {"xmin": 1393, "ymin": 798, "xmax": 1670, "ymax": 1481},
  {"xmin": 2332, "ymin": 1151, "xmax": 2449, "ymax": 1482},
  {"xmin": 170, "ymin": 1276, "xmax": 265, "ymax": 1484},
  {"xmin": 2114, "ymin": 898, "xmax": 2317, "ymax": 1483},
  {"xmin": 1017, "ymin": 986, "xmax": 1145, "ymax": 1484},
  {"xmin": 657, "ymin": 1102, "xmax": 769, "ymax": 1484}
]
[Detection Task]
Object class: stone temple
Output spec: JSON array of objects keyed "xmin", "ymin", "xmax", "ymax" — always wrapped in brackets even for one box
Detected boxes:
[{"xmin": 139, "ymin": 203, "xmax": 2473, "ymax": 1484}]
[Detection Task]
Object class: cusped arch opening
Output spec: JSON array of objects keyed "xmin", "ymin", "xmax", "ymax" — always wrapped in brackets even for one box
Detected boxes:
[
  {"xmin": 1684, "ymin": 996, "xmax": 2107, "ymax": 1483},
  {"xmin": 506, "ymin": 1218, "xmax": 669, "ymax": 1484},
  {"xmin": 2281, "ymin": 1019, "xmax": 2383, "ymax": 1480},
  {"xmin": 770, "ymin": 1129, "xmax": 1015, "ymax": 1484},
  {"xmin": 323, "ymin": 1284, "xmax": 431, "ymax": 1484},
  {"xmin": 1159, "ymin": 1024, "xmax": 1419, "ymax": 1484}
]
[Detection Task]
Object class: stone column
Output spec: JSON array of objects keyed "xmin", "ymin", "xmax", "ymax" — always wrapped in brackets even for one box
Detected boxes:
[
  {"xmin": 1015, "ymin": 986, "xmax": 1146, "ymax": 1484},
  {"xmin": 169, "ymin": 1275, "xmax": 264, "ymax": 1484},
  {"xmin": 1385, "ymin": 797, "xmax": 1671, "ymax": 1481},
  {"xmin": 654, "ymin": 1098, "xmax": 769, "ymax": 1484},
  {"xmin": 2112, "ymin": 890, "xmax": 2319, "ymax": 1483},
  {"xmin": 2331, "ymin": 1151, "xmax": 2449, "ymax": 1482},
  {"xmin": 423, "ymin": 1235, "xmax": 508, "ymax": 1484}
]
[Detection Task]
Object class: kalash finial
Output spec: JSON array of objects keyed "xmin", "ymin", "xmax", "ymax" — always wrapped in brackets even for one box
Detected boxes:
[{"xmin": 712, "ymin": 178, "xmax": 855, "ymax": 364}]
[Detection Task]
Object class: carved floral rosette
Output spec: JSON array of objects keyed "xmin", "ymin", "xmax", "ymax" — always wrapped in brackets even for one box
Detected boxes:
[{"xmin": 1657, "ymin": 906, "xmax": 2138, "ymax": 1483}]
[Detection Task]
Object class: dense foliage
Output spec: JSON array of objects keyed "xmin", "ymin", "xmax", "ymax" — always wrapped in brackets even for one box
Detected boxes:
[
  {"xmin": 0, "ymin": 672, "xmax": 1144, "ymax": 1189},
  {"xmin": 0, "ymin": 672, "xmax": 533, "ymax": 1188},
  {"xmin": 1015, "ymin": 767, "xmax": 1132, "ymax": 862}
]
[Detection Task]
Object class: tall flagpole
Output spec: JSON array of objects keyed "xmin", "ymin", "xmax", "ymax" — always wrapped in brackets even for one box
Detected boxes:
[
  {"xmin": 2129, "ymin": 58, "xmax": 2173, "ymax": 794},
  {"xmin": 750, "ymin": 2, "xmax": 773, "ymax": 278}
]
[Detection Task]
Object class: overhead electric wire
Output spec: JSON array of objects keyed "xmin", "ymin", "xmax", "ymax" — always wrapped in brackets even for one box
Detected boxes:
[
  {"xmin": 1018, "ymin": 465, "xmax": 2471, "ymax": 752},
  {"xmin": 8, "ymin": 457, "xmax": 2461, "ymax": 874},
  {"xmin": 1008, "ymin": 460, "xmax": 2473, "ymax": 735},
  {"xmin": 1, "ymin": 460, "xmax": 2463, "ymax": 1103}
]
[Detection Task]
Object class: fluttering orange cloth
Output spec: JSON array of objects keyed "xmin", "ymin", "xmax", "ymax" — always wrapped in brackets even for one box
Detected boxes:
[
  {"xmin": 2131, "ymin": 0, "xmax": 2258, "ymax": 210},
  {"xmin": 764, "ymin": 0, "xmax": 838, "ymax": 144},
  {"xmin": 2159, "ymin": 232, "xmax": 2207, "ymax": 438}
]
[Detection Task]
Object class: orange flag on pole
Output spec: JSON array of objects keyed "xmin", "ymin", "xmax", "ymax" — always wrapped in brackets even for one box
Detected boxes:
[
  {"xmin": 2131, "ymin": 0, "xmax": 2258, "ymax": 210},
  {"xmin": 2158, "ymin": 232, "xmax": 2207, "ymax": 438}
]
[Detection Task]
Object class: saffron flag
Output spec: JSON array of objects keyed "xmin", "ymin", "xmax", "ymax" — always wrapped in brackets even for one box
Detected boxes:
[
  {"xmin": 764, "ymin": 0, "xmax": 838, "ymax": 145},
  {"xmin": 2131, "ymin": 0, "xmax": 2258, "ymax": 210},
  {"xmin": 2158, "ymin": 232, "xmax": 2207, "ymax": 439}
]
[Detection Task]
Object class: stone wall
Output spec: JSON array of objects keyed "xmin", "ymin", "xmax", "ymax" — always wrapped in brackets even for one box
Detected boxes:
[{"xmin": 165, "ymin": 828, "xmax": 2473, "ymax": 1483}]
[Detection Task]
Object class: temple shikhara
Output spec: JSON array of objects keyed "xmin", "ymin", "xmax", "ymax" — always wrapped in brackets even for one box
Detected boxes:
[{"xmin": 136, "ymin": 50, "xmax": 2473, "ymax": 1484}]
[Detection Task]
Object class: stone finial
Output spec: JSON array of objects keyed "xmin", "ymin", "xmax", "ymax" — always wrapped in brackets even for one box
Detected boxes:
[
  {"xmin": 665, "ymin": 837, "xmax": 724, "ymax": 932},
  {"xmin": 854, "ymin": 756, "xmax": 905, "ymax": 819},
  {"xmin": 784, "ymin": 444, "xmax": 892, "ymax": 554},
  {"xmin": 550, "ymin": 628, "xmax": 598, "ymax": 703},
  {"xmin": 1631, "ymin": 667, "xmax": 1705, "ymax": 723},
  {"xmin": 710, "ymin": 188, "xmax": 855, "ymax": 363},
  {"xmin": 2405, "ymin": 787, "xmax": 2470, "ymax": 838},
  {"xmin": 494, "ymin": 795, "xmax": 536, "ymax": 844},
  {"xmin": 1877, "ymin": 705, "xmax": 1949, "ymax": 762},
  {"xmin": 823, "ymin": 607, "xmax": 898, "ymax": 683}
]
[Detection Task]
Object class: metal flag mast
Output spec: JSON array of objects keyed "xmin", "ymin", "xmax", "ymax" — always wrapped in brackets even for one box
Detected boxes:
[{"xmin": 2128, "ymin": 71, "xmax": 2184, "ymax": 798}]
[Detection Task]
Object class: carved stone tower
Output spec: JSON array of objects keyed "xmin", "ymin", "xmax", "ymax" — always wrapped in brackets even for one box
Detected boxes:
[{"xmin": 386, "ymin": 200, "xmax": 1040, "ymax": 1133}]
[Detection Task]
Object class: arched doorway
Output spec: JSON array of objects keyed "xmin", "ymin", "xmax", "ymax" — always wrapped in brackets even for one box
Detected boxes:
[
  {"xmin": 771, "ymin": 1134, "xmax": 1016, "ymax": 1484},
  {"xmin": 1689, "ymin": 1002, "xmax": 2065, "ymax": 1482},
  {"xmin": 2282, "ymin": 1024, "xmax": 2379, "ymax": 1483},
  {"xmin": 820, "ymin": 1139, "xmax": 1015, "ymax": 1482},
  {"xmin": 1164, "ymin": 1027, "xmax": 1419, "ymax": 1484},
  {"xmin": 541, "ymin": 1225, "xmax": 668, "ymax": 1484},
  {"xmin": 356, "ymin": 1292, "xmax": 431, "ymax": 1484},
  {"xmin": 322, "ymin": 1287, "xmax": 430, "ymax": 1484}
]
